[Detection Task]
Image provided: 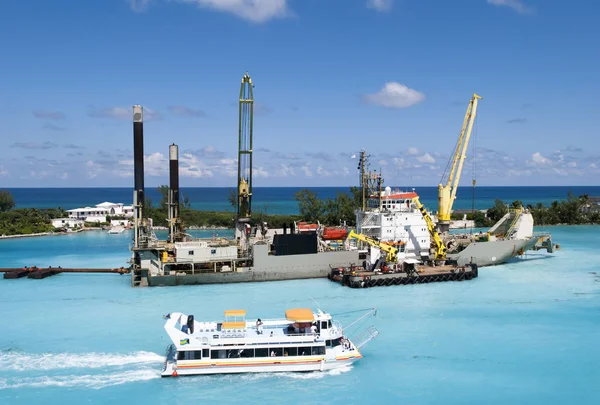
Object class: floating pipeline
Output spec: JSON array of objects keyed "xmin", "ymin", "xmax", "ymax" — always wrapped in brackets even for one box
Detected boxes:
[
  {"xmin": 328, "ymin": 263, "xmax": 478, "ymax": 288},
  {"xmin": 2, "ymin": 266, "xmax": 130, "ymax": 280}
]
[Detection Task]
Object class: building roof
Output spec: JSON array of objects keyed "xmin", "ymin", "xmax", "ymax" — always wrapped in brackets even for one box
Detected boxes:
[
  {"xmin": 96, "ymin": 202, "xmax": 122, "ymax": 207},
  {"xmin": 66, "ymin": 207, "xmax": 109, "ymax": 213}
]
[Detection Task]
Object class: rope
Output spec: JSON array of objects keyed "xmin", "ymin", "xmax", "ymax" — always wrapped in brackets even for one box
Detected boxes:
[{"xmin": 332, "ymin": 308, "xmax": 377, "ymax": 317}]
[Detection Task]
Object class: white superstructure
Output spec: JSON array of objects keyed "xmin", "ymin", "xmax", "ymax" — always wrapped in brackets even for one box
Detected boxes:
[
  {"xmin": 355, "ymin": 187, "xmax": 431, "ymax": 262},
  {"xmin": 161, "ymin": 308, "xmax": 378, "ymax": 376}
]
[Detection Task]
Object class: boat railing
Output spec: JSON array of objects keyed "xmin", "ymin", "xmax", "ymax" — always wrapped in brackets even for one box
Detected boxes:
[{"xmin": 352, "ymin": 326, "xmax": 379, "ymax": 349}]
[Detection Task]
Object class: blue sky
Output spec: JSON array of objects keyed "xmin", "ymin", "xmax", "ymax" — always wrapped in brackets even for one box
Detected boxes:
[{"xmin": 1, "ymin": 0, "xmax": 599, "ymax": 187}]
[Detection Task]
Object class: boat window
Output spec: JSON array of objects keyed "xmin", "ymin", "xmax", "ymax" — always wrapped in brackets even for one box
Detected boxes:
[
  {"xmin": 313, "ymin": 346, "xmax": 325, "ymax": 355},
  {"xmin": 328, "ymin": 320, "xmax": 332, "ymax": 328},
  {"xmin": 284, "ymin": 347, "xmax": 298, "ymax": 356},
  {"xmin": 177, "ymin": 351, "xmax": 202, "ymax": 360},
  {"xmin": 270, "ymin": 348, "xmax": 283, "ymax": 357},
  {"xmin": 331, "ymin": 338, "xmax": 342, "ymax": 347},
  {"xmin": 255, "ymin": 348, "xmax": 268, "ymax": 357},
  {"xmin": 203, "ymin": 349, "xmax": 209, "ymax": 358},
  {"xmin": 239, "ymin": 349, "xmax": 254, "ymax": 358},
  {"xmin": 298, "ymin": 346, "xmax": 312, "ymax": 356},
  {"xmin": 211, "ymin": 350, "xmax": 227, "ymax": 359}
]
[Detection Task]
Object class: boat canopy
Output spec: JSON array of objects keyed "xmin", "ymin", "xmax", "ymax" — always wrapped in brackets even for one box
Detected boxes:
[
  {"xmin": 224, "ymin": 309, "xmax": 246, "ymax": 317},
  {"xmin": 285, "ymin": 308, "xmax": 314, "ymax": 322},
  {"xmin": 222, "ymin": 321, "xmax": 246, "ymax": 329}
]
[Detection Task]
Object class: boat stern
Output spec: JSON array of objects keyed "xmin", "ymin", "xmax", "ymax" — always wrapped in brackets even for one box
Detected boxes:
[{"xmin": 161, "ymin": 344, "xmax": 178, "ymax": 377}]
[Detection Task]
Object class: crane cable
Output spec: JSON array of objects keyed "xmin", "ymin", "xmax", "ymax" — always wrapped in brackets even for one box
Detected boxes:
[{"xmin": 470, "ymin": 112, "xmax": 478, "ymax": 234}]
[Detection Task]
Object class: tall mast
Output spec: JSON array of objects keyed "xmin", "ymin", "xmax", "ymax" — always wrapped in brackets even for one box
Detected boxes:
[{"xmin": 237, "ymin": 72, "xmax": 254, "ymax": 220}]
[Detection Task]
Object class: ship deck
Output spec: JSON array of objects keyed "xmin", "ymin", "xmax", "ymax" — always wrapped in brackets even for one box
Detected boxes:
[{"xmin": 329, "ymin": 263, "xmax": 478, "ymax": 288}]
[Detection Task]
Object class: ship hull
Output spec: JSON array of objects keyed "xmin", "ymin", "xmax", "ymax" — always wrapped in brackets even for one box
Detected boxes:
[
  {"xmin": 448, "ymin": 237, "xmax": 538, "ymax": 267},
  {"xmin": 146, "ymin": 248, "xmax": 359, "ymax": 286}
]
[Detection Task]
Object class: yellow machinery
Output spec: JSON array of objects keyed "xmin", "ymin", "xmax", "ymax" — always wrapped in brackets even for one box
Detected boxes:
[
  {"xmin": 411, "ymin": 196, "xmax": 447, "ymax": 260},
  {"xmin": 347, "ymin": 230, "xmax": 398, "ymax": 263},
  {"xmin": 437, "ymin": 93, "xmax": 482, "ymax": 233}
]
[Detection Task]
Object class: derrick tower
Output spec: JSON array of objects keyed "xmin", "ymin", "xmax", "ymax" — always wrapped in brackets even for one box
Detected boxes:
[{"xmin": 237, "ymin": 72, "xmax": 254, "ymax": 222}]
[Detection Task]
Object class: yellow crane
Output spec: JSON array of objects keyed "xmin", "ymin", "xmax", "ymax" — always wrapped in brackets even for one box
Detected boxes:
[
  {"xmin": 411, "ymin": 196, "xmax": 447, "ymax": 260},
  {"xmin": 437, "ymin": 93, "xmax": 482, "ymax": 233},
  {"xmin": 347, "ymin": 230, "xmax": 398, "ymax": 263}
]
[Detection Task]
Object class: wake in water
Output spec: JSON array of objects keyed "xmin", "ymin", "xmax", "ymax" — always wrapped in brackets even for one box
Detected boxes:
[
  {"xmin": 0, "ymin": 350, "xmax": 163, "ymax": 390},
  {"xmin": 0, "ymin": 350, "xmax": 353, "ymax": 390},
  {"xmin": 0, "ymin": 350, "xmax": 163, "ymax": 371}
]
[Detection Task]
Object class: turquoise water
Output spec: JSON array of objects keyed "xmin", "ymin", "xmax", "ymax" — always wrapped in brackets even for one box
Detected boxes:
[{"xmin": 1, "ymin": 226, "xmax": 599, "ymax": 404}]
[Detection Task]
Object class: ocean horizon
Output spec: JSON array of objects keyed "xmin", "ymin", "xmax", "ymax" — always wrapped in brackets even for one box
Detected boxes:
[{"xmin": 6, "ymin": 186, "xmax": 600, "ymax": 215}]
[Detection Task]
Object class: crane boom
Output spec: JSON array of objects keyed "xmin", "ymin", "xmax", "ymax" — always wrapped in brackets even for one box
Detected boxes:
[
  {"xmin": 437, "ymin": 93, "xmax": 482, "ymax": 233},
  {"xmin": 347, "ymin": 230, "xmax": 398, "ymax": 263},
  {"xmin": 412, "ymin": 196, "xmax": 447, "ymax": 260}
]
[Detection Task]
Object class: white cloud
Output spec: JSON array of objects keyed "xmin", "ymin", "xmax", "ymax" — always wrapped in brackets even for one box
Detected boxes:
[
  {"xmin": 253, "ymin": 166, "xmax": 269, "ymax": 177},
  {"xmin": 407, "ymin": 147, "xmax": 419, "ymax": 156},
  {"xmin": 527, "ymin": 152, "xmax": 551, "ymax": 167},
  {"xmin": 567, "ymin": 161, "xmax": 577, "ymax": 168},
  {"xmin": 317, "ymin": 166, "xmax": 332, "ymax": 177},
  {"xmin": 487, "ymin": 0, "xmax": 535, "ymax": 15},
  {"xmin": 590, "ymin": 163, "xmax": 598, "ymax": 169},
  {"xmin": 378, "ymin": 159, "xmax": 388, "ymax": 166},
  {"xmin": 0, "ymin": 166, "xmax": 8, "ymax": 177},
  {"xmin": 88, "ymin": 106, "xmax": 161, "ymax": 121},
  {"xmin": 278, "ymin": 164, "xmax": 295, "ymax": 177},
  {"xmin": 363, "ymin": 82, "xmax": 425, "ymax": 108},
  {"xmin": 417, "ymin": 153, "xmax": 435, "ymax": 164},
  {"xmin": 366, "ymin": 0, "xmax": 392, "ymax": 12},
  {"xmin": 175, "ymin": 0, "xmax": 290, "ymax": 23},
  {"xmin": 129, "ymin": 0, "xmax": 151, "ymax": 12},
  {"xmin": 301, "ymin": 165, "xmax": 312, "ymax": 177}
]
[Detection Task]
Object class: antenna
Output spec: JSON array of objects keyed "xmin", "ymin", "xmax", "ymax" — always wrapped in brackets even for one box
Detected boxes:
[{"xmin": 310, "ymin": 296, "xmax": 323, "ymax": 313}]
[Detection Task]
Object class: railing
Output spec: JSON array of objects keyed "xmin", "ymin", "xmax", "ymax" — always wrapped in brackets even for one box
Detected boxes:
[{"xmin": 352, "ymin": 326, "xmax": 379, "ymax": 349}]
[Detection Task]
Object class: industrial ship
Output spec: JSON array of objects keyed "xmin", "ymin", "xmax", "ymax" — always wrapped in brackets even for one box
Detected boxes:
[{"xmin": 128, "ymin": 78, "xmax": 557, "ymax": 288}]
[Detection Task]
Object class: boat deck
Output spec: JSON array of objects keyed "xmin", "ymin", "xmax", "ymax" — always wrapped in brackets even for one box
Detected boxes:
[{"xmin": 329, "ymin": 263, "xmax": 478, "ymax": 288}]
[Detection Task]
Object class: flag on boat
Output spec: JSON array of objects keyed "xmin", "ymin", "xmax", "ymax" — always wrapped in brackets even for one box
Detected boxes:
[{"xmin": 180, "ymin": 338, "xmax": 190, "ymax": 345}]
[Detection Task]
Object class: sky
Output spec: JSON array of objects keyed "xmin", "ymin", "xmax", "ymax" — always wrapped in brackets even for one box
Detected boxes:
[{"xmin": 0, "ymin": 0, "xmax": 599, "ymax": 188}]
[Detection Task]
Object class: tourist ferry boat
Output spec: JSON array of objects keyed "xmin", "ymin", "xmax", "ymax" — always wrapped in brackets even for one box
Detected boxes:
[{"xmin": 161, "ymin": 307, "xmax": 378, "ymax": 376}]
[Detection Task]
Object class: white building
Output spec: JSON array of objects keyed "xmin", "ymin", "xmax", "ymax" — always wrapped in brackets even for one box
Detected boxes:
[
  {"xmin": 95, "ymin": 202, "xmax": 134, "ymax": 217},
  {"xmin": 66, "ymin": 201, "xmax": 134, "ymax": 223},
  {"xmin": 52, "ymin": 218, "xmax": 84, "ymax": 229}
]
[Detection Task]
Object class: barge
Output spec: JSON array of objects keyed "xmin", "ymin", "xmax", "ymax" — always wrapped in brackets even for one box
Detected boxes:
[{"xmin": 329, "ymin": 261, "xmax": 478, "ymax": 288}]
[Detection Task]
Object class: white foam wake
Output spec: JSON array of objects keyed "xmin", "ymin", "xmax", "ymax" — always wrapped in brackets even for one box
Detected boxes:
[
  {"xmin": 0, "ymin": 351, "xmax": 164, "ymax": 371},
  {"xmin": 0, "ymin": 369, "xmax": 159, "ymax": 390}
]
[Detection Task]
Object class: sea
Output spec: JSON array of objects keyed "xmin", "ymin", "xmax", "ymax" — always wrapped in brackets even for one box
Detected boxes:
[
  {"xmin": 1, "ymin": 189, "xmax": 599, "ymax": 404},
  {"xmin": 7, "ymin": 186, "xmax": 600, "ymax": 214}
]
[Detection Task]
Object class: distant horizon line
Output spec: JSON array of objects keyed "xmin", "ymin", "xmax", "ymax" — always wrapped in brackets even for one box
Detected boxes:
[{"xmin": 4, "ymin": 185, "xmax": 600, "ymax": 189}]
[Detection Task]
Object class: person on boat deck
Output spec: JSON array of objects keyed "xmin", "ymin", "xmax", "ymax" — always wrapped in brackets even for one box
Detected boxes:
[
  {"xmin": 270, "ymin": 350, "xmax": 276, "ymax": 357},
  {"xmin": 311, "ymin": 323, "xmax": 317, "ymax": 335},
  {"xmin": 256, "ymin": 318, "xmax": 263, "ymax": 335}
]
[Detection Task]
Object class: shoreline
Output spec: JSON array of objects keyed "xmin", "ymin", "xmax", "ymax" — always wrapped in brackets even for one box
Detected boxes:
[{"xmin": 0, "ymin": 225, "xmax": 234, "ymax": 240}]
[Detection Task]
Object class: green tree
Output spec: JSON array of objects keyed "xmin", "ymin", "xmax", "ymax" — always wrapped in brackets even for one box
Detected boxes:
[
  {"xmin": 511, "ymin": 200, "xmax": 523, "ymax": 209},
  {"xmin": 0, "ymin": 189, "xmax": 16, "ymax": 212},
  {"xmin": 486, "ymin": 199, "xmax": 508, "ymax": 223},
  {"xmin": 157, "ymin": 185, "xmax": 169, "ymax": 210},
  {"xmin": 227, "ymin": 188, "xmax": 237, "ymax": 211},
  {"xmin": 295, "ymin": 189, "xmax": 325, "ymax": 223}
]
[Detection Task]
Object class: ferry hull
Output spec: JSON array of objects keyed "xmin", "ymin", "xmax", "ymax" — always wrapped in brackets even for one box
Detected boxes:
[{"xmin": 161, "ymin": 357, "xmax": 359, "ymax": 377}]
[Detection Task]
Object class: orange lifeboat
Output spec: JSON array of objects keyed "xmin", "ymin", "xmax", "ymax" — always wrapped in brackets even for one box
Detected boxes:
[
  {"xmin": 297, "ymin": 222, "xmax": 319, "ymax": 232},
  {"xmin": 322, "ymin": 227, "xmax": 348, "ymax": 240}
]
